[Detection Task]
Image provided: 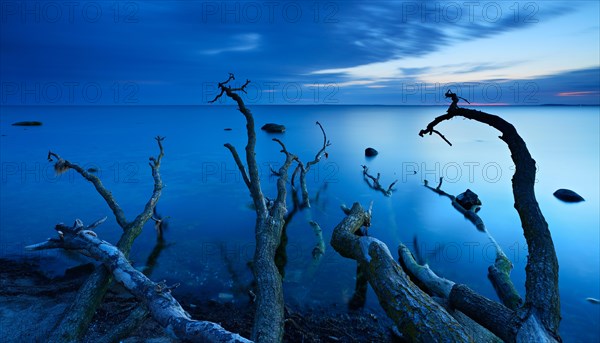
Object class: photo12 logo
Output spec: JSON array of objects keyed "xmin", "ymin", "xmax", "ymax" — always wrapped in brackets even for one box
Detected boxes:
[
  {"xmin": 1, "ymin": 81, "xmax": 139, "ymax": 105},
  {"xmin": 399, "ymin": 1, "xmax": 539, "ymax": 24},
  {"xmin": 1, "ymin": 161, "xmax": 141, "ymax": 185},
  {"xmin": 1, "ymin": 1, "xmax": 140, "ymax": 24},
  {"xmin": 199, "ymin": 1, "xmax": 339, "ymax": 24},
  {"xmin": 400, "ymin": 81, "xmax": 539, "ymax": 105}
]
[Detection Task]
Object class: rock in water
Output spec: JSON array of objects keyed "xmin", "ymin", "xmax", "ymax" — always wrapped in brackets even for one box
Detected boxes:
[
  {"xmin": 553, "ymin": 189, "xmax": 585, "ymax": 203},
  {"xmin": 365, "ymin": 147, "xmax": 378, "ymax": 157},
  {"xmin": 12, "ymin": 121, "xmax": 42, "ymax": 126},
  {"xmin": 261, "ymin": 123, "xmax": 285, "ymax": 133},
  {"xmin": 456, "ymin": 189, "xmax": 482, "ymax": 211}
]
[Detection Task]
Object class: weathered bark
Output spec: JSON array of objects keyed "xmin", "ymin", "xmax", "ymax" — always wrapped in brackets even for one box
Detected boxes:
[
  {"xmin": 210, "ymin": 74, "xmax": 296, "ymax": 343},
  {"xmin": 418, "ymin": 92, "xmax": 561, "ymax": 340},
  {"xmin": 488, "ymin": 247, "xmax": 523, "ymax": 310},
  {"xmin": 398, "ymin": 243, "xmax": 517, "ymax": 342},
  {"xmin": 361, "ymin": 165, "xmax": 397, "ymax": 197},
  {"xmin": 46, "ymin": 136, "xmax": 165, "ymax": 342},
  {"xmin": 331, "ymin": 203, "xmax": 472, "ymax": 342},
  {"xmin": 27, "ymin": 219, "xmax": 252, "ymax": 342}
]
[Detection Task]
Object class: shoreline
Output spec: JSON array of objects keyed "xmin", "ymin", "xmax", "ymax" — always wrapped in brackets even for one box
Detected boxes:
[{"xmin": 0, "ymin": 257, "xmax": 395, "ymax": 342}]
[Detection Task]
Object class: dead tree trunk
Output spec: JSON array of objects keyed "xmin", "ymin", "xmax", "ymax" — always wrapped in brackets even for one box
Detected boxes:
[
  {"xmin": 45, "ymin": 136, "xmax": 165, "ymax": 342},
  {"xmin": 419, "ymin": 91, "xmax": 561, "ymax": 340},
  {"xmin": 210, "ymin": 74, "xmax": 296, "ymax": 343},
  {"xmin": 26, "ymin": 219, "xmax": 252, "ymax": 343}
]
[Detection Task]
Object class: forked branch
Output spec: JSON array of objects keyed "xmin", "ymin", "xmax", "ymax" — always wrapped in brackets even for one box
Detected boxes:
[{"xmin": 27, "ymin": 220, "xmax": 251, "ymax": 343}]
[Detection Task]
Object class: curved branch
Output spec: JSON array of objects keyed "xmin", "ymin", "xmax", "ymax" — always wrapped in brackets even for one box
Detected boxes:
[
  {"xmin": 47, "ymin": 151, "xmax": 127, "ymax": 229},
  {"xmin": 214, "ymin": 76, "xmax": 266, "ymax": 217},
  {"xmin": 224, "ymin": 143, "xmax": 251, "ymax": 190},
  {"xmin": 419, "ymin": 101, "xmax": 560, "ymax": 338}
]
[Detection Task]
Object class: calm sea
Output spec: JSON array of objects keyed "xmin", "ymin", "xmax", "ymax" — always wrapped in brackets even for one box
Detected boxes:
[{"xmin": 1, "ymin": 105, "xmax": 598, "ymax": 341}]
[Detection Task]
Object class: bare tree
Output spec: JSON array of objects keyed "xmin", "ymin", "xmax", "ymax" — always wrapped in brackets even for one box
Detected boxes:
[
  {"xmin": 45, "ymin": 136, "xmax": 165, "ymax": 342},
  {"xmin": 210, "ymin": 74, "xmax": 296, "ymax": 342},
  {"xmin": 331, "ymin": 92, "xmax": 561, "ymax": 342}
]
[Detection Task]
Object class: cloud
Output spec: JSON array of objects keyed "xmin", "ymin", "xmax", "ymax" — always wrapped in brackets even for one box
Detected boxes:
[
  {"xmin": 200, "ymin": 33, "xmax": 261, "ymax": 55},
  {"xmin": 558, "ymin": 91, "xmax": 600, "ymax": 97}
]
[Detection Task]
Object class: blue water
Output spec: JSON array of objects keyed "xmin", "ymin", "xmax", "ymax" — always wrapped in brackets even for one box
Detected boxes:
[{"xmin": 1, "ymin": 105, "xmax": 598, "ymax": 341}]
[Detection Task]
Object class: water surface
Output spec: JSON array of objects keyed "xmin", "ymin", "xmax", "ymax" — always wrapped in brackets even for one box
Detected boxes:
[{"xmin": 1, "ymin": 105, "xmax": 598, "ymax": 341}]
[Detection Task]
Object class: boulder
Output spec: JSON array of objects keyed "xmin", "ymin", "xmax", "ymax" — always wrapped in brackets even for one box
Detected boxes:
[
  {"xmin": 553, "ymin": 189, "xmax": 584, "ymax": 203},
  {"xmin": 456, "ymin": 189, "xmax": 482, "ymax": 211},
  {"xmin": 261, "ymin": 123, "xmax": 285, "ymax": 133},
  {"xmin": 365, "ymin": 147, "xmax": 378, "ymax": 157}
]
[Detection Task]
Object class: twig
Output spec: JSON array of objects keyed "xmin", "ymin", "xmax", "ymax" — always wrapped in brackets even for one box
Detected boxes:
[{"xmin": 361, "ymin": 165, "xmax": 397, "ymax": 197}]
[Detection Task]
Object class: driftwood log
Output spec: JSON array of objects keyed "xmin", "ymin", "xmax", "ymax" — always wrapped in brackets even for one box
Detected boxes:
[
  {"xmin": 26, "ymin": 219, "xmax": 251, "ymax": 343},
  {"xmin": 330, "ymin": 203, "xmax": 472, "ymax": 342},
  {"xmin": 45, "ymin": 136, "xmax": 165, "ymax": 342}
]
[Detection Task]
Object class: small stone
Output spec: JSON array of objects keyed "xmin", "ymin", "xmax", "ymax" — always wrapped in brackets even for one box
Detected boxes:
[
  {"xmin": 553, "ymin": 189, "xmax": 585, "ymax": 203},
  {"xmin": 456, "ymin": 189, "xmax": 482, "ymax": 211},
  {"xmin": 261, "ymin": 123, "xmax": 285, "ymax": 133},
  {"xmin": 224, "ymin": 128, "xmax": 232, "ymax": 131},
  {"xmin": 365, "ymin": 147, "xmax": 378, "ymax": 157},
  {"xmin": 12, "ymin": 121, "xmax": 42, "ymax": 126}
]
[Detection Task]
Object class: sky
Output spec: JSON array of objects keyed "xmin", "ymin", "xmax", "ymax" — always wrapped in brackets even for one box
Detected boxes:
[{"xmin": 1, "ymin": 0, "xmax": 599, "ymax": 105}]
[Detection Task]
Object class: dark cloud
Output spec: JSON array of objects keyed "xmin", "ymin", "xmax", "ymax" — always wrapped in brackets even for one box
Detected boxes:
[{"xmin": 0, "ymin": 1, "xmax": 596, "ymax": 104}]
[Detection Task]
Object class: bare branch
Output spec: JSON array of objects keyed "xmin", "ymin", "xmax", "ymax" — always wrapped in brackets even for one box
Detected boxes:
[
  {"xmin": 224, "ymin": 143, "xmax": 251, "ymax": 190},
  {"xmin": 28, "ymin": 220, "xmax": 251, "ymax": 343},
  {"xmin": 291, "ymin": 121, "xmax": 331, "ymax": 208},
  {"xmin": 127, "ymin": 137, "xmax": 166, "ymax": 233},
  {"xmin": 47, "ymin": 151, "xmax": 128, "ymax": 229},
  {"xmin": 361, "ymin": 165, "xmax": 397, "ymax": 197}
]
